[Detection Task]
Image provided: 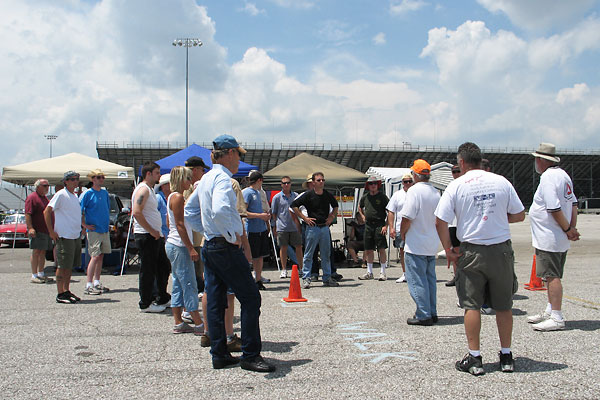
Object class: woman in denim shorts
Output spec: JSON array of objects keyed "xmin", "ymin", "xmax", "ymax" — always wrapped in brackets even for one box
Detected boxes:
[{"xmin": 165, "ymin": 166, "xmax": 204, "ymax": 335}]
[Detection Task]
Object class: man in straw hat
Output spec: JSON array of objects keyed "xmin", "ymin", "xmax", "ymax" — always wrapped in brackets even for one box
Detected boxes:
[
  {"xmin": 80, "ymin": 169, "xmax": 111, "ymax": 295},
  {"xmin": 198, "ymin": 134, "xmax": 275, "ymax": 372},
  {"xmin": 527, "ymin": 143, "xmax": 580, "ymax": 331},
  {"xmin": 358, "ymin": 176, "xmax": 389, "ymax": 281},
  {"xmin": 44, "ymin": 171, "xmax": 83, "ymax": 304},
  {"xmin": 435, "ymin": 142, "xmax": 525, "ymax": 375}
]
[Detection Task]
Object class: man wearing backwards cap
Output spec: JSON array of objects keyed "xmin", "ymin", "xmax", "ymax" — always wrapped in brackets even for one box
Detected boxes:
[
  {"xmin": 527, "ymin": 143, "xmax": 580, "ymax": 332},
  {"xmin": 198, "ymin": 134, "xmax": 275, "ymax": 373},
  {"xmin": 400, "ymin": 160, "xmax": 440, "ymax": 325},
  {"xmin": 44, "ymin": 171, "xmax": 83, "ymax": 304},
  {"xmin": 435, "ymin": 142, "xmax": 525, "ymax": 375},
  {"xmin": 80, "ymin": 169, "xmax": 111, "ymax": 296}
]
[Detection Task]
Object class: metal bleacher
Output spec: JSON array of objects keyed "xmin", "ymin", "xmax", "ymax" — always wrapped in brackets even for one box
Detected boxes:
[{"xmin": 97, "ymin": 141, "xmax": 600, "ymax": 207}]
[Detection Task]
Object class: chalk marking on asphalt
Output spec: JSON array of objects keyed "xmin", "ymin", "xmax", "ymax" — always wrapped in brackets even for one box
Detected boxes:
[
  {"xmin": 352, "ymin": 341, "xmax": 397, "ymax": 351},
  {"xmin": 358, "ymin": 352, "xmax": 418, "ymax": 363},
  {"xmin": 342, "ymin": 332, "xmax": 388, "ymax": 340},
  {"xmin": 336, "ymin": 322, "xmax": 369, "ymax": 330}
]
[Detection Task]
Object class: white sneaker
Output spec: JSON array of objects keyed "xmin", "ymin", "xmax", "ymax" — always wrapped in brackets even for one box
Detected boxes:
[
  {"xmin": 280, "ymin": 270, "xmax": 288, "ymax": 278},
  {"xmin": 378, "ymin": 273, "xmax": 387, "ymax": 281},
  {"xmin": 527, "ymin": 311, "xmax": 551, "ymax": 324},
  {"xmin": 532, "ymin": 316, "xmax": 565, "ymax": 331},
  {"xmin": 140, "ymin": 303, "xmax": 166, "ymax": 313},
  {"xmin": 480, "ymin": 306, "xmax": 493, "ymax": 315},
  {"xmin": 395, "ymin": 274, "xmax": 406, "ymax": 283},
  {"xmin": 260, "ymin": 276, "xmax": 271, "ymax": 283}
]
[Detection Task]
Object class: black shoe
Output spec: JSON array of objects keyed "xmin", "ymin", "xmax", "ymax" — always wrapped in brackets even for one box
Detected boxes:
[
  {"xmin": 432, "ymin": 314, "xmax": 439, "ymax": 323},
  {"xmin": 322, "ymin": 277, "xmax": 340, "ymax": 287},
  {"xmin": 240, "ymin": 355, "xmax": 276, "ymax": 373},
  {"xmin": 212, "ymin": 354, "xmax": 240, "ymax": 369},
  {"xmin": 331, "ymin": 272, "xmax": 343, "ymax": 281},
  {"xmin": 445, "ymin": 277, "xmax": 456, "ymax": 287},
  {"xmin": 499, "ymin": 351, "xmax": 514, "ymax": 373},
  {"xmin": 256, "ymin": 281, "xmax": 266, "ymax": 290},
  {"xmin": 455, "ymin": 353, "xmax": 485, "ymax": 376},
  {"xmin": 65, "ymin": 291, "xmax": 81, "ymax": 302},
  {"xmin": 56, "ymin": 292, "xmax": 76, "ymax": 304},
  {"xmin": 406, "ymin": 317, "xmax": 433, "ymax": 326}
]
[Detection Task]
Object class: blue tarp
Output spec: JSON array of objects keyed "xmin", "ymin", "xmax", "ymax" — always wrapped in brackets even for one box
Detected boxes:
[{"xmin": 141, "ymin": 144, "xmax": 257, "ymax": 178}]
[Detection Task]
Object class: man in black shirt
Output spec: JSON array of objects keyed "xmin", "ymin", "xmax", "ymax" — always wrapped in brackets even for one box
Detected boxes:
[{"xmin": 291, "ymin": 172, "xmax": 339, "ymax": 288}]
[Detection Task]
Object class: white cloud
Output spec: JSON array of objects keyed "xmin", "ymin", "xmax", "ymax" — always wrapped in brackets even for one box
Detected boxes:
[
  {"xmin": 390, "ymin": 0, "xmax": 428, "ymax": 16},
  {"xmin": 373, "ymin": 32, "xmax": 386, "ymax": 45},
  {"xmin": 477, "ymin": 0, "xmax": 597, "ymax": 31},
  {"xmin": 269, "ymin": 0, "xmax": 315, "ymax": 10},
  {"xmin": 238, "ymin": 1, "xmax": 265, "ymax": 16},
  {"xmin": 317, "ymin": 20, "xmax": 362, "ymax": 45},
  {"xmin": 556, "ymin": 83, "xmax": 590, "ymax": 105}
]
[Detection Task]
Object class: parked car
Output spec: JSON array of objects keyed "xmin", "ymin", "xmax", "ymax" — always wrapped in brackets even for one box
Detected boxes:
[{"xmin": 0, "ymin": 213, "xmax": 28, "ymax": 247}]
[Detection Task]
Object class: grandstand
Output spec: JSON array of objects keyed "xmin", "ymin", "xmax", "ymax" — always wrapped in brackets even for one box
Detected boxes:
[{"xmin": 97, "ymin": 141, "xmax": 600, "ymax": 208}]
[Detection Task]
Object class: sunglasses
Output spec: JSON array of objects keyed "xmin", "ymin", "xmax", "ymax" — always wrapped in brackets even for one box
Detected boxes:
[
  {"xmin": 367, "ymin": 182, "xmax": 378, "ymax": 185},
  {"xmin": 67, "ymin": 177, "xmax": 79, "ymax": 181},
  {"xmin": 451, "ymin": 170, "xmax": 460, "ymax": 174},
  {"xmin": 402, "ymin": 180, "xmax": 413, "ymax": 184},
  {"xmin": 314, "ymin": 179, "xmax": 325, "ymax": 182},
  {"xmin": 93, "ymin": 176, "xmax": 105, "ymax": 179},
  {"xmin": 281, "ymin": 181, "xmax": 291, "ymax": 185}
]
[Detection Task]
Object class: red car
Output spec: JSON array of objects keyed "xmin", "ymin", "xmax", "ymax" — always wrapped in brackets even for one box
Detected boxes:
[{"xmin": 0, "ymin": 214, "xmax": 28, "ymax": 247}]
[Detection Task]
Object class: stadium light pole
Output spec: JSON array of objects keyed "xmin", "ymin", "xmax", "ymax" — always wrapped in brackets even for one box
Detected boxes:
[
  {"xmin": 172, "ymin": 38, "xmax": 202, "ymax": 148},
  {"xmin": 44, "ymin": 134, "xmax": 58, "ymax": 158}
]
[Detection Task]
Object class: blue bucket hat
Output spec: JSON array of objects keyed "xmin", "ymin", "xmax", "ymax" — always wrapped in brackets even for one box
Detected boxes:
[{"xmin": 213, "ymin": 134, "xmax": 246, "ymax": 154}]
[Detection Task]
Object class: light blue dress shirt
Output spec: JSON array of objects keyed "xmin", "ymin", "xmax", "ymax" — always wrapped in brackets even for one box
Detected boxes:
[
  {"xmin": 198, "ymin": 164, "xmax": 243, "ymax": 243},
  {"xmin": 183, "ymin": 181, "xmax": 204, "ymax": 234}
]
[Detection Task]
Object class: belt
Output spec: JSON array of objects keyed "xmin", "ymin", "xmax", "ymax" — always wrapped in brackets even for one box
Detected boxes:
[
  {"xmin": 208, "ymin": 236, "xmax": 228, "ymax": 244},
  {"xmin": 315, "ymin": 223, "xmax": 327, "ymax": 227}
]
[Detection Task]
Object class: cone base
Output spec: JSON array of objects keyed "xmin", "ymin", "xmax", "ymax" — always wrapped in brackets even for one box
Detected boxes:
[
  {"xmin": 283, "ymin": 297, "xmax": 308, "ymax": 303},
  {"xmin": 524, "ymin": 284, "xmax": 547, "ymax": 291}
]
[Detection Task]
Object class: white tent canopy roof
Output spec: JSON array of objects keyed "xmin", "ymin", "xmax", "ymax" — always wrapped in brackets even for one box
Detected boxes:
[
  {"xmin": 367, "ymin": 162, "xmax": 455, "ymax": 191},
  {"xmin": 2, "ymin": 153, "xmax": 134, "ymax": 187}
]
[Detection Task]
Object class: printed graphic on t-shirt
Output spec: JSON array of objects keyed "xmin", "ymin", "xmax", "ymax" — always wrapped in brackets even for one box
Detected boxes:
[
  {"xmin": 564, "ymin": 182, "xmax": 573, "ymax": 200},
  {"xmin": 469, "ymin": 183, "xmax": 498, "ymax": 218}
]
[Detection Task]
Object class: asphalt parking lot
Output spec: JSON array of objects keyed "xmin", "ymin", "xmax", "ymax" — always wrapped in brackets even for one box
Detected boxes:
[{"xmin": 0, "ymin": 215, "xmax": 599, "ymax": 399}]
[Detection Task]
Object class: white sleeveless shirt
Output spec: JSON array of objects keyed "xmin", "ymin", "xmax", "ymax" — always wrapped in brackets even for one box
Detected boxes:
[
  {"xmin": 166, "ymin": 192, "xmax": 192, "ymax": 247},
  {"xmin": 132, "ymin": 182, "xmax": 162, "ymax": 235}
]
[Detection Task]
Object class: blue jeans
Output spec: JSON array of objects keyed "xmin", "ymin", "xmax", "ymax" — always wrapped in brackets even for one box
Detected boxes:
[
  {"xmin": 405, "ymin": 253, "xmax": 437, "ymax": 320},
  {"xmin": 303, "ymin": 226, "xmax": 331, "ymax": 281},
  {"xmin": 201, "ymin": 238, "xmax": 262, "ymax": 361},
  {"xmin": 165, "ymin": 242, "xmax": 199, "ymax": 312}
]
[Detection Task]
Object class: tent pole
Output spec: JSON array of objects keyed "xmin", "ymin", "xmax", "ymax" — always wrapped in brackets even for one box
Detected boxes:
[{"xmin": 120, "ymin": 176, "xmax": 139, "ymax": 276}]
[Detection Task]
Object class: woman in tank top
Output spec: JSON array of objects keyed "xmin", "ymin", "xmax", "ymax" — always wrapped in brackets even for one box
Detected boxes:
[{"xmin": 165, "ymin": 166, "xmax": 204, "ymax": 335}]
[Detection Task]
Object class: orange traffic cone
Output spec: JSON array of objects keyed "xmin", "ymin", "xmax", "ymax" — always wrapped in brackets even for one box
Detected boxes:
[
  {"xmin": 524, "ymin": 254, "xmax": 547, "ymax": 291},
  {"xmin": 283, "ymin": 264, "xmax": 308, "ymax": 302}
]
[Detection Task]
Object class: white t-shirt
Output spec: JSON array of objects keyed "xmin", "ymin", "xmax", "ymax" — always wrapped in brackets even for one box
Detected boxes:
[
  {"xmin": 529, "ymin": 167, "xmax": 577, "ymax": 253},
  {"xmin": 401, "ymin": 182, "xmax": 441, "ymax": 256},
  {"xmin": 132, "ymin": 183, "xmax": 163, "ymax": 235},
  {"xmin": 386, "ymin": 189, "xmax": 408, "ymax": 233},
  {"xmin": 166, "ymin": 193, "xmax": 192, "ymax": 247},
  {"xmin": 48, "ymin": 188, "xmax": 82, "ymax": 239},
  {"xmin": 435, "ymin": 169, "xmax": 524, "ymax": 246}
]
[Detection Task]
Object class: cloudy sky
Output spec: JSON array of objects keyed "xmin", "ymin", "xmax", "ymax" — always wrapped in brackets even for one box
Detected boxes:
[{"xmin": 2, "ymin": 0, "xmax": 600, "ymax": 167}]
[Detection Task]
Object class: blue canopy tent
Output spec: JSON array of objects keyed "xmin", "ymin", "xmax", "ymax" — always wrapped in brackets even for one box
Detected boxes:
[{"xmin": 141, "ymin": 144, "xmax": 257, "ymax": 177}]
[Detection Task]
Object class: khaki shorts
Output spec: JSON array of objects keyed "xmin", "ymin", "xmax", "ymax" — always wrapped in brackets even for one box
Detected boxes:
[
  {"xmin": 456, "ymin": 240, "xmax": 517, "ymax": 311},
  {"xmin": 29, "ymin": 232, "xmax": 54, "ymax": 251},
  {"xmin": 535, "ymin": 248, "xmax": 567, "ymax": 279},
  {"xmin": 277, "ymin": 231, "xmax": 302, "ymax": 247},
  {"xmin": 87, "ymin": 231, "xmax": 111, "ymax": 257},
  {"xmin": 56, "ymin": 237, "xmax": 82, "ymax": 270}
]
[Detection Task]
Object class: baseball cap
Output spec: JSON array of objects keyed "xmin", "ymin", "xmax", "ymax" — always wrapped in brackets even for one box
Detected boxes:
[
  {"xmin": 213, "ymin": 134, "xmax": 247, "ymax": 154},
  {"xmin": 185, "ymin": 156, "xmax": 210, "ymax": 170},
  {"xmin": 410, "ymin": 159, "xmax": 431, "ymax": 175}
]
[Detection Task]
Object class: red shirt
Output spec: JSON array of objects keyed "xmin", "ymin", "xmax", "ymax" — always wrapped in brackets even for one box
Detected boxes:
[{"xmin": 25, "ymin": 191, "xmax": 50, "ymax": 234}]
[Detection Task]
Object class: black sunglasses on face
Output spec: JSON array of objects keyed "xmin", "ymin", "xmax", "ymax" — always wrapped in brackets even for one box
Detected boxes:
[
  {"xmin": 452, "ymin": 170, "xmax": 460, "ymax": 174},
  {"xmin": 403, "ymin": 180, "xmax": 412, "ymax": 184},
  {"xmin": 315, "ymin": 179, "xmax": 325, "ymax": 182},
  {"xmin": 281, "ymin": 181, "xmax": 291, "ymax": 185},
  {"xmin": 367, "ymin": 182, "xmax": 378, "ymax": 185}
]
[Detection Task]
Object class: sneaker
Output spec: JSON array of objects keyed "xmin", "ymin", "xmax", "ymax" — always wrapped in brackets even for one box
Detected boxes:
[
  {"xmin": 311, "ymin": 273, "xmax": 319, "ymax": 282},
  {"xmin": 140, "ymin": 303, "xmax": 166, "ymax": 313},
  {"xmin": 42, "ymin": 276, "xmax": 55, "ymax": 283},
  {"xmin": 455, "ymin": 353, "xmax": 485, "ymax": 376},
  {"xmin": 527, "ymin": 310, "xmax": 551, "ymax": 324},
  {"xmin": 227, "ymin": 334, "xmax": 242, "ymax": 352},
  {"xmin": 322, "ymin": 277, "xmax": 339, "ymax": 287},
  {"xmin": 445, "ymin": 276, "xmax": 456, "ymax": 287},
  {"xmin": 331, "ymin": 272, "xmax": 343, "ymax": 281},
  {"xmin": 56, "ymin": 292, "xmax": 76, "ymax": 304},
  {"xmin": 173, "ymin": 322, "xmax": 195, "ymax": 334},
  {"xmin": 157, "ymin": 299, "xmax": 171, "ymax": 308},
  {"xmin": 200, "ymin": 333, "xmax": 211, "ymax": 347},
  {"xmin": 498, "ymin": 351, "xmax": 514, "ymax": 372},
  {"xmin": 301, "ymin": 278, "xmax": 311, "ymax": 289},
  {"xmin": 395, "ymin": 274, "xmax": 407, "ymax": 283},
  {"xmin": 84, "ymin": 286, "xmax": 102, "ymax": 295},
  {"xmin": 31, "ymin": 276, "xmax": 45, "ymax": 284},
  {"xmin": 193, "ymin": 324, "xmax": 205, "ymax": 336},
  {"xmin": 66, "ymin": 291, "xmax": 81, "ymax": 302},
  {"xmin": 256, "ymin": 280, "xmax": 267, "ymax": 290},
  {"xmin": 378, "ymin": 273, "xmax": 387, "ymax": 281},
  {"xmin": 358, "ymin": 272, "xmax": 374, "ymax": 280},
  {"xmin": 181, "ymin": 311, "xmax": 194, "ymax": 324},
  {"xmin": 532, "ymin": 316, "xmax": 566, "ymax": 331},
  {"xmin": 480, "ymin": 306, "xmax": 493, "ymax": 315},
  {"xmin": 280, "ymin": 270, "xmax": 288, "ymax": 279},
  {"xmin": 94, "ymin": 283, "xmax": 110, "ymax": 293},
  {"xmin": 260, "ymin": 276, "xmax": 271, "ymax": 283}
]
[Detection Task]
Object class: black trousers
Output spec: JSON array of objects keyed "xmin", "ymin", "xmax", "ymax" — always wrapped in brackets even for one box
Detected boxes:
[{"xmin": 135, "ymin": 233, "xmax": 171, "ymax": 309}]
